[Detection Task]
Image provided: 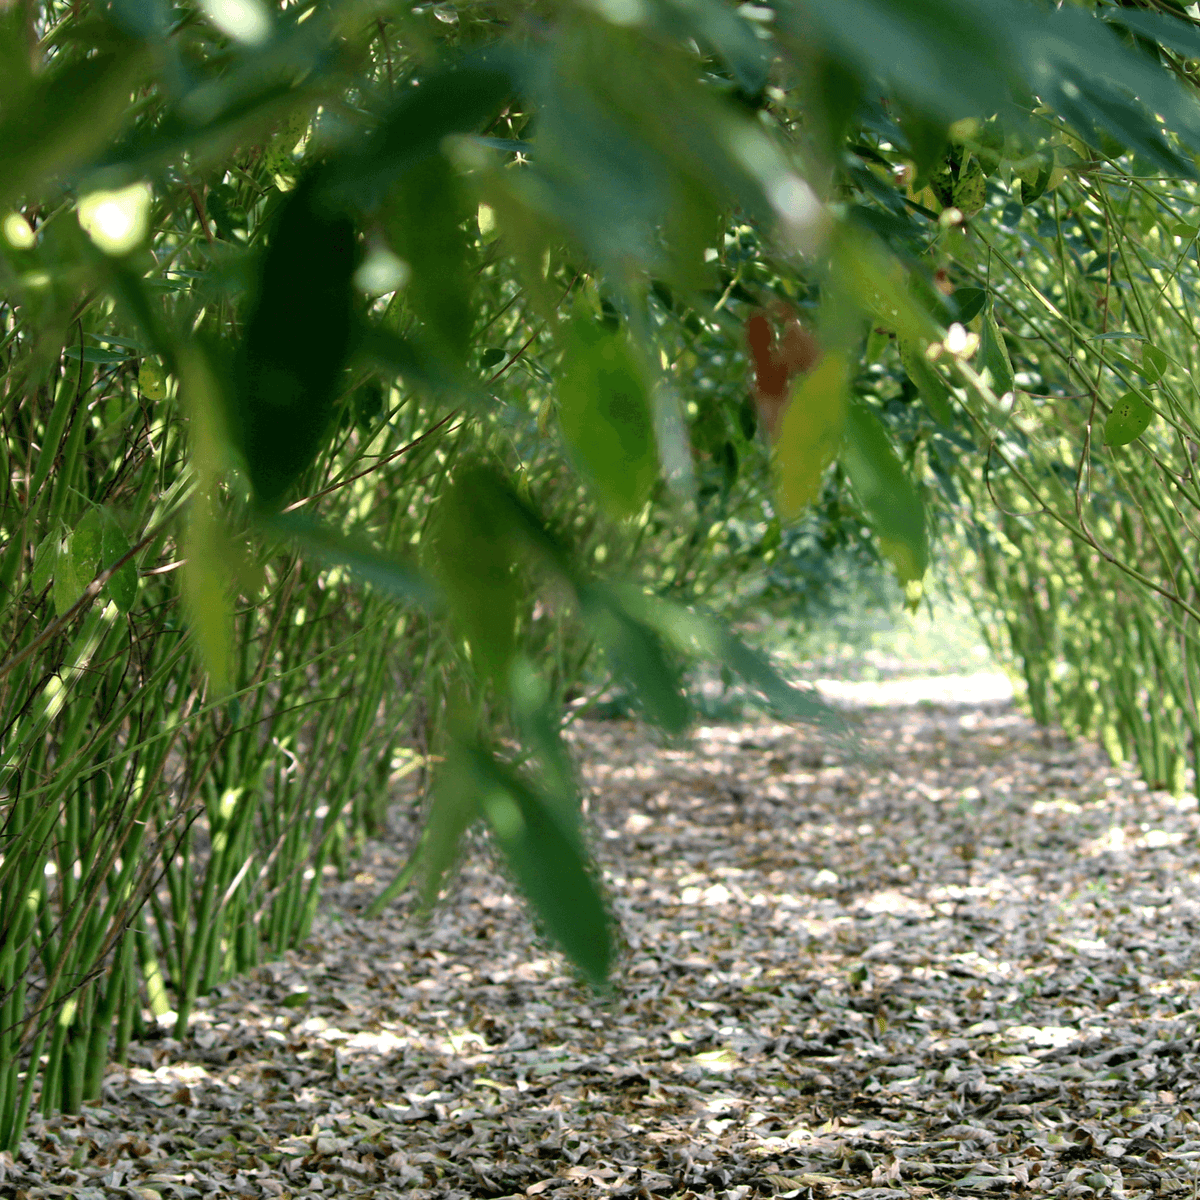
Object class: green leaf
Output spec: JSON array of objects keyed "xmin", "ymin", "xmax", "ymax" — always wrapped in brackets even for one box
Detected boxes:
[
  {"xmin": 605, "ymin": 587, "xmax": 839, "ymax": 727},
  {"xmin": 979, "ymin": 304, "xmax": 1015, "ymax": 398},
  {"xmin": 772, "ymin": 352, "xmax": 849, "ymax": 520},
  {"xmin": 31, "ymin": 537, "xmax": 56, "ymax": 596},
  {"xmin": 100, "ymin": 514, "xmax": 138, "ymax": 613},
  {"xmin": 842, "ymin": 402, "xmax": 928, "ymax": 586},
  {"xmin": 50, "ymin": 510, "xmax": 104, "ymax": 617},
  {"xmin": 383, "ymin": 155, "xmax": 473, "ymax": 365},
  {"xmin": 0, "ymin": 48, "xmax": 149, "ymax": 211},
  {"xmin": 952, "ymin": 287, "xmax": 987, "ymax": 324},
  {"xmin": 579, "ymin": 583, "xmax": 690, "ymax": 734},
  {"xmin": 1020, "ymin": 160, "xmax": 1053, "ymax": 205},
  {"xmin": 1104, "ymin": 391, "xmax": 1154, "ymax": 447},
  {"xmin": 1141, "ymin": 344, "xmax": 1168, "ymax": 384},
  {"xmin": 470, "ymin": 746, "xmax": 610, "ymax": 988},
  {"xmin": 62, "ymin": 345, "xmax": 135, "ymax": 364},
  {"xmin": 331, "ymin": 56, "xmax": 517, "ymax": 203},
  {"xmin": 428, "ymin": 466, "xmax": 521, "ymax": 688},
  {"xmin": 420, "ymin": 740, "xmax": 483, "ymax": 908},
  {"xmin": 48, "ymin": 531, "xmax": 78, "ymax": 617},
  {"xmin": 898, "ymin": 338, "xmax": 954, "ymax": 425},
  {"xmin": 557, "ymin": 314, "xmax": 658, "ymax": 520},
  {"xmin": 230, "ymin": 175, "xmax": 358, "ymax": 508},
  {"xmin": 71, "ymin": 509, "xmax": 104, "ymax": 584},
  {"xmin": 265, "ymin": 512, "xmax": 438, "ymax": 608}
]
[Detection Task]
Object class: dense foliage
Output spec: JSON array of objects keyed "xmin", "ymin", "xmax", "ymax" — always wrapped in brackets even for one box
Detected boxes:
[{"xmin": 6, "ymin": 0, "xmax": 1200, "ymax": 1145}]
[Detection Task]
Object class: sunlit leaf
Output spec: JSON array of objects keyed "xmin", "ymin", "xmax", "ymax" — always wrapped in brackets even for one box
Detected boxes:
[{"xmin": 772, "ymin": 352, "xmax": 848, "ymax": 521}]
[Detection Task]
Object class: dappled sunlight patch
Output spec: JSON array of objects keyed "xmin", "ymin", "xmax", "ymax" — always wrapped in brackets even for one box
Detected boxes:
[{"xmin": 853, "ymin": 889, "xmax": 934, "ymax": 919}]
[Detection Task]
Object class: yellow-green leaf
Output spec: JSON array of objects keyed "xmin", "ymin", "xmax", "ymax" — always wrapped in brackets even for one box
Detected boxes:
[
  {"xmin": 138, "ymin": 358, "xmax": 167, "ymax": 401},
  {"xmin": 773, "ymin": 353, "xmax": 849, "ymax": 520},
  {"xmin": 952, "ymin": 159, "xmax": 986, "ymax": 216}
]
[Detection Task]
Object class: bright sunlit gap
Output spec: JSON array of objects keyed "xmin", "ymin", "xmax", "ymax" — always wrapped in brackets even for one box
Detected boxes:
[
  {"xmin": 199, "ymin": 0, "xmax": 272, "ymax": 45},
  {"xmin": 77, "ymin": 183, "xmax": 153, "ymax": 256}
]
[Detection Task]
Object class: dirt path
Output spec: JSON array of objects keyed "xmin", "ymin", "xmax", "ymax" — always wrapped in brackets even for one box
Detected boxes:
[{"xmin": 10, "ymin": 684, "xmax": 1200, "ymax": 1200}]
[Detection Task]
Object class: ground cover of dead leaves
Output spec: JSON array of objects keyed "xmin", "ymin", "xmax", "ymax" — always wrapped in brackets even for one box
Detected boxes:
[{"xmin": 10, "ymin": 679, "xmax": 1200, "ymax": 1200}]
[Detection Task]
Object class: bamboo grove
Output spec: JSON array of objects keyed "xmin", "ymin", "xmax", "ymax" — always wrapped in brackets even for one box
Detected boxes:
[{"xmin": 5, "ymin": 0, "xmax": 1200, "ymax": 1148}]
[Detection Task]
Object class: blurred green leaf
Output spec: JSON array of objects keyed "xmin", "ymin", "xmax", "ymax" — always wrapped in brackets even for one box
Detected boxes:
[
  {"xmin": 773, "ymin": 352, "xmax": 849, "ymax": 521},
  {"xmin": 1103, "ymin": 7, "xmax": 1200, "ymax": 60},
  {"xmin": 509, "ymin": 658, "xmax": 575, "ymax": 801},
  {"xmin": 383, "ymin": 155, "xmax": 473, "ymax": 364},
  {"xmin": 898, "ymin": 339, "xmax": 954, "ymax": 425},
  {"xmin": 265, "ymin": 512, "xmax": 438, "ymax": 608},
  {"xmin": 331, "ymin": 56, "xmax": 518, "ymax": 204},
  {"xmin": 606, "ymin": 584, "xmax": 839, "ymax": 726},
  {"xmin": 420, "ymin": 739, "xmax": 482, "ymax": 908},
  {"xmin": 557, "ymin": 313, "xmax": 658, "ymax": 520},
  {"xmin": 0, "ymin": 47, "xmax": 149, "ymax": 210},
  {"xmin": 656, "ymin": 0, "xmax": 769, "ymax": 95},
  {"xmin": 579, "ymin": 583, "xmax": 690, "ymax": 734},
  {"xmin": 422, "ymin": 735, "xmax": 611, "ymax": 988},
  {"xmin": 231, "ymin": 176, "xmax": 358, "ymax": 508},
  {"xmin": 842, "ymin": 401, "xmax": 928, "ymax": 586},
  {"xmin": 471, "ymin": 746, "xmax": 610, "ymax": 988},
  {"xmin": 782, "ymin": 0, "xmax": 1017, "ymax": 129},
  {"xmin": 428, "ymin": 466, "xmax": 521, "ymax": 688}
]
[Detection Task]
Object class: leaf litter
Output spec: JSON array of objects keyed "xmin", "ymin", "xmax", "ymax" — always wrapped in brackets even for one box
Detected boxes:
[{"xmin": 9, "ymin": 676, "xmax": 1200, "ymax": 1200}]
